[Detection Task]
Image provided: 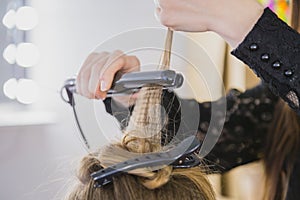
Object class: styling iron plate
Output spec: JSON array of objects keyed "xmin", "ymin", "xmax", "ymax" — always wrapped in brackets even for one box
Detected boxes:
[
  {"xmin": 107, "ymin": 70, "xmax": 183, "ymax": 97},
  {"xmin": 61, "ymin": 70, "xmax": 183, "ymax": 100},
  {"xmin": 91, "ymin": 136, "xmax": 201, "ymax": 187}
]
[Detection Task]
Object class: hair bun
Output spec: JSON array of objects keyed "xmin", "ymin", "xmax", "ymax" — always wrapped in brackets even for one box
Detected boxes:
[{"xmin": 77, "ymin": 154, "xmax": 102, "ymax": 184}]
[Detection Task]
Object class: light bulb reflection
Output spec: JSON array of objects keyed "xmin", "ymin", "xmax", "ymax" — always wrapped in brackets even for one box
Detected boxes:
[
  {"xmin": 16, "ymin": 43, "xmax": 39, "ymax": 67},
  {"xmin": 3, "ymin": 78, "xmax": 18, "ymax": 99},
  {"xmin": 16, "ymin": 79, "xmax": 39, "ymax": 104},
  {"xmin": 2, "ymin": 9, "xmax": 16, "ymax": 29},
  {"xmin": 3, "ymin": 44, "xmax": 17, "ymax": 64},
  {"xmin": 15, "ymin": 6, "xmax": 38, "ymax": 30}
]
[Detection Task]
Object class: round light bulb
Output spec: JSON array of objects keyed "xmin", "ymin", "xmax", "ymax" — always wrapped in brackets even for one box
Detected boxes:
[
  {"xmin": 15, "ymin": 6, "xmax": 38, "ymax": 30},
  {"xmin": 3, "ymin": 78, "xmax": 18, "ymax": 99},
  {"xmin": 3, "ymin": 44, "xmax": 17, "ymax": 64},
  {"xmin": 16, "ymin": 79, "xmax": 39, "ymax": 104},
  {"xmin": 16, "ymin": 43, "xmax": 40, "ymax": 67},
  {"xmin": 2, "ymin": 9, "xmax": 16, "ymax": 29}
]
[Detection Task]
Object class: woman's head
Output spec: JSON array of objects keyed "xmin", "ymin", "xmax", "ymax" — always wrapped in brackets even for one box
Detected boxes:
[{"xmin": 66, "ymin": 136, "xmax": 215, "ymax": 200}]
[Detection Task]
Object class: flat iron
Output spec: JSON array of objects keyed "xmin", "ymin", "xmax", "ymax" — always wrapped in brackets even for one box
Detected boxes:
[{"xmin": 61, "ymin": 69, "xmax": 184, "ymax": 104}]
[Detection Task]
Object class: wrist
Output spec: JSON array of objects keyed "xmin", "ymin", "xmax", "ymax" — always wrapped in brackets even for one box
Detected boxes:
[{"xmin": 211, "ymin": 1, "xmax": 264, "ymax": 48}]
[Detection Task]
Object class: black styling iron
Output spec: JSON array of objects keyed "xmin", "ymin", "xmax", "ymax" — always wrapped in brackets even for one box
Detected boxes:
[
  {"xmin": 91, "ymin": 135, "xmax": 201, "ymax": 188},
  {"xmin": 61, "ymin": 70, "xmax": 183, "ymax": 104}
]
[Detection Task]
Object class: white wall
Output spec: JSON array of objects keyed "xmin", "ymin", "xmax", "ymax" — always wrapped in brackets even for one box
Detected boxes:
[{"xmin": 0, "ymin": 1, "xmax": 164, "ymax": 199}]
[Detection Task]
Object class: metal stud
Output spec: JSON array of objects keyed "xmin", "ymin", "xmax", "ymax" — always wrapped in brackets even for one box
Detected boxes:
[
  {"xmin": 272, "ymin": 61, "xmax": 281, "ymax": 69},
  {"xmin": 261, "ymin": 53, "xmax": 270, "ymax": 61},
  {"xmin": 284, "ymin": 69, "xmax": 293, "ymax": 77},
  {"xmin": 249, "ymin": 43, "xmax": 258, "ymax": 51}
]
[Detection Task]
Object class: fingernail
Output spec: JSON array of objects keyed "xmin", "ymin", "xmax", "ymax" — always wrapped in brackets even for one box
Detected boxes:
[{"xmin": 100, "ymin": 80, "xmax": 106, "ymax": 91}]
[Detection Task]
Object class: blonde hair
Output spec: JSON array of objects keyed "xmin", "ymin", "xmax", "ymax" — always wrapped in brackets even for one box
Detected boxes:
[{"xmin": 66, "ymin": 136, "xmax": 215, "ymax": 200}]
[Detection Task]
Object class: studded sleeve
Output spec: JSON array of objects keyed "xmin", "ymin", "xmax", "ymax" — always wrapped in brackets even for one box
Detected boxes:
[{"xmin": 231, "ymin": 7, "xmax": 300, "ymax": 115}]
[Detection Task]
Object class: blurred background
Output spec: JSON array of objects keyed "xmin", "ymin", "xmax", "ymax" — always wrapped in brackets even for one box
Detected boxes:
[
  {"xmin": 0, "ymin": 1, "xmax": 164, "ymax": 199},
  {"xmin": 0, "ymin": 0, "xmax": 288, "ymax": 199}
]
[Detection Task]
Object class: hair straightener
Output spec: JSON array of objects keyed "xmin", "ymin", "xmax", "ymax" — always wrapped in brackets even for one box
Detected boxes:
[{"xmin": 61, "ymin": 70, "xmax": 183, "ymax": 102}]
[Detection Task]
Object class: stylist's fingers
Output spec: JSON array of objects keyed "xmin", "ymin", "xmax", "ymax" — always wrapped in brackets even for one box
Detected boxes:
[
  {"xmin": 97, "ymin": 51, "xmax": 140, "ymax": 99},
  {"xmin": 118, "ymin": 55, "xmax": 140, "ymax": 73},
  {"xmin": 154, "ymin": 0, "xmax": 177, "ymax": 30},
  {"xmin": 87, "ymin": 52, "xmax": 110, "ymax": 98},
  {"xmin": 77, "ymin": 52, "xmax": 104, "ymax": 98},
  {"xmin": 154, "ymin": 7, "xmax": 161, "ymax": 21}
]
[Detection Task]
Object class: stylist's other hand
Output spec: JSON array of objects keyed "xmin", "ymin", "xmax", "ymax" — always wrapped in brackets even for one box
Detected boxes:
[
  {"xmin": 155, "ymin": 0, "xmax": 264, "ymax": 48},
  {"xmin": 76, "ymin": 50, "xmax": 140, "ymax": 100}
]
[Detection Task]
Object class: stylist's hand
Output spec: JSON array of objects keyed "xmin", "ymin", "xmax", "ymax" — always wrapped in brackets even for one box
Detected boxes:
[
  {"xmin": 76, "ymin": 50, "xmax": 140, "ymax": 100},
  {"xmin": 155, "ymin": 0, "xmax": 264, "ymax": 48}
]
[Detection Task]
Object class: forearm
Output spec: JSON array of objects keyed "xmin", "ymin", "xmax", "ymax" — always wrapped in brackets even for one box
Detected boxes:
[
  {"xmin": 209, "ymin": 0, "xmax": 264, "ymax": 48},
  {"xmin": 200, "ymin": 84, "xmax": 279, "ymax": 173},
  {"xmin": 104, "ymin": 85, "xmax": 279, "ymax": 172}
]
